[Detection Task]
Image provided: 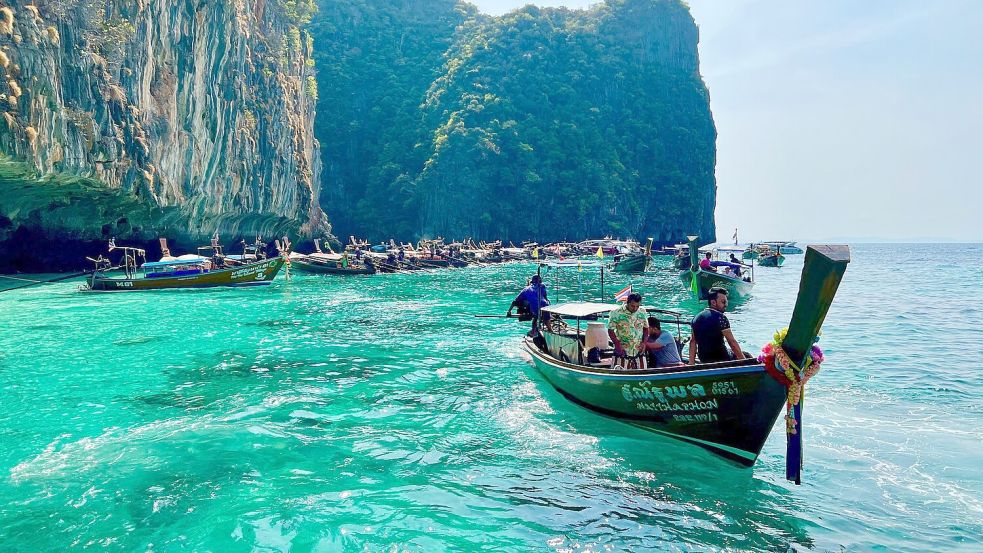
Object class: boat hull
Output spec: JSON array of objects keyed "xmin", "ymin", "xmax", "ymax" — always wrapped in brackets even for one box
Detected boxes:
[
  {"xmin": 87, "ymin": 258, "xmax": 284, "ymax": 291},
  {"xmin": 612, "ymin": 254, "xmax": 650, "ymax": 274},
  {"xmin": 758, "ymin": 254, "xmax": 785, "ymax": 267},
  {"xmin": 524, "ymin": 338, "xmax": 787, "ymax": 466},
  {"xmin": 741, "ymin": 250, "xmax": 759, "ymax": 260},
  {"xmin": 292, "ymin": 260, "xmax": 375, "ymax": 275},
  {"xmin": 680, "ymin": 269, "xmax": 754, "ymax": 301}
]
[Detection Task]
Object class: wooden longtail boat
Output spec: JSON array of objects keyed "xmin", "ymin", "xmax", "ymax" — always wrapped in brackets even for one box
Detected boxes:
[
  {"xmin": 672, "ymin": 252, "xmax": 690, "ymax": 270},
  {"xmin": 611, "ymin": 238, "xmax": 653, "ymax": 274},
  {"xmin": 758, "ymin": 252, "xmax": 785, "ymax": 267},
  {"xmin": 679, "ymin": 237, "xmax": 754, "ymax": 301},
  {"xmin": 291, "ymin": 258, "xmax": 375, "ymax": 275},
  {"xmin": 522, "ymin": 245, "xmax": 850, "ymax": 469},
  {"xmin": 85, "ymin": 254, "xmax": 284, "ymax": 291}
]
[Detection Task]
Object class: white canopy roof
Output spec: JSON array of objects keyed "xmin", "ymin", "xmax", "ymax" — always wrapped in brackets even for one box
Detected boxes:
[{"xmin": 541, "ymin": 302, "xmax": 619, "ymax": 318}]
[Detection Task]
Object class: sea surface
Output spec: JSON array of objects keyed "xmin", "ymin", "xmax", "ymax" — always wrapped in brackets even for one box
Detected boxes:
[{"xmin": 0, "ymin": 243, "xmax": 980, "ymax": 552}]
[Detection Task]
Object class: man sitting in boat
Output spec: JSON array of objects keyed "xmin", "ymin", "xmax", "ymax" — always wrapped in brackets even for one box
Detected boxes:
[
  {"xmin": 607, "ymin": 293, "xmax": 650, "ymax": 370},
  {"xmin": 700, "ymin": 252, "xmax": 715, "ymax": 272},
  {"xmin": 688, "ymin": 287, "xmax": 748, "ymax": 364},
  {"xmin": 644, "ymin": 317, "xmax": 683, "ymax": 368},
  {"xmin": 506, "ymin": 275, "xmax": 550, "ymax": 336},
  {"xmin": 727, "ymin": 254, "xmax": 744, "ymax": 277}
]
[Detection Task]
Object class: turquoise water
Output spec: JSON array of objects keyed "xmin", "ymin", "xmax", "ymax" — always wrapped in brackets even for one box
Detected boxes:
[{"xmin": 1, "ymin": 244, "xmax": 980, "ymax": 551}]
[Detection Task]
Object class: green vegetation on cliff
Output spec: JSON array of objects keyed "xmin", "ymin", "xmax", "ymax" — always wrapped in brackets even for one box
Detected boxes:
[{"xmin": 310, "ymin": 0, "xmax": 717, "ymax": 243}]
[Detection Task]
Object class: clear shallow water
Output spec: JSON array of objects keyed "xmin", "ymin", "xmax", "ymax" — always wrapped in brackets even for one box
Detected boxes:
[{"xmin": 0, "ymin": 244, "xmax": 980, "ymax": 551}]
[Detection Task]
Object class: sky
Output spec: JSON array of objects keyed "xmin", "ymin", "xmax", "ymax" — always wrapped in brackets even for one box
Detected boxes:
[{"xmin": 469, "ymin": 0, "xmax": 983, "ymax": 242}]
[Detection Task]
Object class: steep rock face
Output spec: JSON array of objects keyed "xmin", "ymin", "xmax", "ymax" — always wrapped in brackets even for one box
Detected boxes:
[
  {"xmin": 416, "ymin": 0, "xmax": 716, "ymax": 243},
  {"xmin": 0, "ymin": 0, "xmax": 327, "ymax": 269},
  {"xmin": 312, "ymin": 0, "xmax": 716, "ymax": 244}
]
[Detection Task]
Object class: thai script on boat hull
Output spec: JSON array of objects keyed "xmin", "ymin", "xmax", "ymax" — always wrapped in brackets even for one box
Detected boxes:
[{"xmin": 231, "ymin": 260, "xmax": 277, "ymax": 280}]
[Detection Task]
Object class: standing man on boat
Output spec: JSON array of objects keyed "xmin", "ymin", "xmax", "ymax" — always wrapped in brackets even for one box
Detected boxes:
[
  {"xmin": 689, "ymin": 287, "xmax": 747, "ymax": 364},
  {"xmin": 608, "ymin": 293, "xmax": 650, "ymax": 369},
  {"xmin": 507, "ymin": 275, "xmax": 550, "ymax": 336}
]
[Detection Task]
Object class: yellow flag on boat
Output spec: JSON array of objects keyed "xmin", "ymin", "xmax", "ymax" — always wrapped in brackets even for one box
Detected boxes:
[
  {"xmin": 596, "ymin": 246, "xmax": 604, "ymax": 259},
  {"xmin": 532, "ymin": 247, "xmax": 539, "ymax": 259}
]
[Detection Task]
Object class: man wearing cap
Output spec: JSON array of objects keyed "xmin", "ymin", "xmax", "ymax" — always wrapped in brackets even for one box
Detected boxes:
[{"xmin": 507, "ymin": 275, "xmax": 550, "ymax": 336}]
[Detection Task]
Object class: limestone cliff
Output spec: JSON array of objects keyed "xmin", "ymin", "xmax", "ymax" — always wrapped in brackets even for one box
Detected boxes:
[
  {"xmin": 311, "ymin": 0, "xmax": 716, "ymax": 244},
  {"xmin": 0, "ymin": 0, "xmax": 327, "ymax": 270}
]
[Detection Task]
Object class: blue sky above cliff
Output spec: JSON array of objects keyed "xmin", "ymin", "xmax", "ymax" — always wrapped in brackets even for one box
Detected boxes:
[{"xmin": 470, "ymin": 0, "xmax": 983, "ymax": 242}]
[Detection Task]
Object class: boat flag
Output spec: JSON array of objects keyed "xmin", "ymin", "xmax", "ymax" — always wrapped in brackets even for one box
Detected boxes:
[
  {"xmin": 614, "ymin": 284, "xmax": 632, "ymax": 302},
  {"xmin": 596, "ymin": 246, "xmax": 604, "ymax": 259}
]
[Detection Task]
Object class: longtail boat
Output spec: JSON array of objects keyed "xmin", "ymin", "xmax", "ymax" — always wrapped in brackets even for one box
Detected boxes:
[
  {"xmin": 679, "ymin": 237, "xmax": 754, "ymax": 301},
  {"xmin": 521, "ymin": 245, "xmax": 849, "ymax": 475},
  {"xmin": 83, "ymin": 239, "xmax": 284, "ymax": 291},
  {"xmin": 611, "ymin": 238, "xmax": 653, "ymax": 274},
  {"xmin": 758, "ymin": 251, "xmax": 786, "ymax": 267},
  {"xmin": 289, "ymin": 240, "xmax": 377, "ymax": 275},
  {"xmin": 291, "ymin": 257, "xmax": 375, "ymax": 275}
]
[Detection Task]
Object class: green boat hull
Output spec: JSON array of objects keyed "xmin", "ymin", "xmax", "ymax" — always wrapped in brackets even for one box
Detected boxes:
[
  {"xmin": 679, "ymin": 268, "xmax": 754, "ymax": 301},
  {"xmin": 612, "ymin": 254, "xmax": 650, "ymax": 274},
  {"xmin": 87, "ymin": 258, "xmax": 284, "ymax": 291},
  {"xmin": 758, "ymin": 254, "xmax": 785, "ymax": 267},
  {"xmin": 524, "ymin": 338, "xmax": 787, "ymax": 466}
]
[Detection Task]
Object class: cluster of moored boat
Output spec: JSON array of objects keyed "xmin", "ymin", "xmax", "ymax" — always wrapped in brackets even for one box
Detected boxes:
[
  {"xmin": 77, "ymin": 235, "xmax": 662, "ymax": 291},
  {"xmin": 71, "ymin": 233, "xmax": 807, "ymax": 295}
]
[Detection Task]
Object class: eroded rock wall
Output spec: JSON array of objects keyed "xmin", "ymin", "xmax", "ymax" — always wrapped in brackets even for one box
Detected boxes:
[{"xmin": 0, "ymin": 0, "xmax": 327, "ymax": 269}]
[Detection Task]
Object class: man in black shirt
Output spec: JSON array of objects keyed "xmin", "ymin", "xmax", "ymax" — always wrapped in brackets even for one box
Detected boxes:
[{"xmin": 688, "ymin": 287, "xmax": 748, "ymax": 364}]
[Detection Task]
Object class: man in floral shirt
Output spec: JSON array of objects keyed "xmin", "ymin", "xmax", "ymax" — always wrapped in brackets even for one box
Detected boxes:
[{"xmin": 607, "ymin": 293, "xmax": 650, "ymax": 368}]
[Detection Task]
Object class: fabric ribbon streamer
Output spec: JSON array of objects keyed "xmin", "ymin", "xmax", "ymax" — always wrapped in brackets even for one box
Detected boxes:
[{"xmin": 759, "ymin": 328, "xmax": 824, "ymax": 485}]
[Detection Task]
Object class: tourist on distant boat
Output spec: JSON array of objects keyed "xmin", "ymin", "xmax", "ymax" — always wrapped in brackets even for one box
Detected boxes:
[
  {"xmin": 507, "ymin": 275, "xmax": 550, "ymax": 335},
  {"xmin": 689, "ymin": 287, "xmax": 747, "ymax": 364},
  {"xmin": 607, "ymin": 293, "xmax": 650, "ymax": 369},
  {"xmin": 700, "ymin": 252, "xmax": 714, "ymax": 272},
  {"xmin": 645, "ymin": 317, "xmax": 683, "ymax": 368},
  {"xmin": 398, "ymin": 248, "xmax": 405, "ymax": 262}
]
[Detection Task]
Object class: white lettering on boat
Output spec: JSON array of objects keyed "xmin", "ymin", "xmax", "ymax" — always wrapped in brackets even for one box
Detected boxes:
[
  {"xmin": 672, "ymin": 413, "xmax": 719, "ymax": 423},
  {"xmin": 231, "ymin": 260, "xmax": 275, "ymax": 280},
  {"xmin": 711, "ymin": 381, "xmax": 739, "ymax": 396},
  {"xmin": 634, "ymin": 397, "xmax": 719, "ymax": 413}
]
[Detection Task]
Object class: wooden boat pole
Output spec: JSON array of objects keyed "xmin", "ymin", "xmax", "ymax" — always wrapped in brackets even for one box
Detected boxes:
[
  {"xmin": 782, "ymin": 245, "xmax": 850, "ymax": 363},
  {"xmin": 600, "ymin": 267, "xmax": 604, "ymax": 302},
  {"xmin": 687, "ymin": 236, "xmax": 700, "ymax": 272},
  {"xmin": 0, "ymin": 270, "xmax": 93, "ymax": 293},
  {"xmin": 781, "ymin": 244, "xmax": 850, "ymax": 484}
]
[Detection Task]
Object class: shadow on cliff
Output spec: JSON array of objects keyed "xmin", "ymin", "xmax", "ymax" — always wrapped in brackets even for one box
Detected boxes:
[{"xmin": 0, "ymin": 159, "xmax": 303, "ymax": 272}]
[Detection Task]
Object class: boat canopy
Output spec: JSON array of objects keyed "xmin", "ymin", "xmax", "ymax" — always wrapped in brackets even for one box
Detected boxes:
[
  {"xmin": 710, "ymin": 260, "xmax": 743, "ymax": 270},
  {"xmin": 142, "ymin": 255, "xmax": 209, "ymax": 269},
  {"xmin": 541, "ymin": 302, "xmax": 618, "ymax": 318}
]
